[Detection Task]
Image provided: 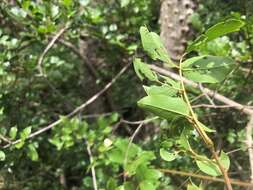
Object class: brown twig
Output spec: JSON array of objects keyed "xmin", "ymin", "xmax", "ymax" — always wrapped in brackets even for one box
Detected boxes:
[
  {"xmin": 160, "ymin": 168, "xmax": 253, "ymax": 187},
  {"xmin": 3, "ymin": 63, "xmax": 131, "ymax": 149}
]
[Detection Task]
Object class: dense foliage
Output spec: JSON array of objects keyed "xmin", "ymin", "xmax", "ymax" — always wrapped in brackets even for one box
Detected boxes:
[{"xmin": 0, "ymin": 0, "xmax": 253, "ymax": 190}]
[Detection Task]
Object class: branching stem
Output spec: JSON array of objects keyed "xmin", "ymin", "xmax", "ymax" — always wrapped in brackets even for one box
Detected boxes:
[{"xmin": 178, "ymin": 54, "xmax": 233, "ymax": 190}]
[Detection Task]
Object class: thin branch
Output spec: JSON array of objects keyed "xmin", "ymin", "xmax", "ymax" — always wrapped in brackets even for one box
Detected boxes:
[
  {"xmin": 160, "ymin": 168, "xmax": 253, "ymax": 187},
  {"xmin": 37, "ymin": 24, "xmax": 70, "ymax": 76},
  {"xmin": 149, "ymin": 65, "xmax": 253, "ymax": 116},
  {"xmin": 123, "ymin": 122, "xmax": 144, "ymax": 181},
  {"xmin": 192, "ymin": 104, "xmax": 253, "ymax": 109},
  {"xmin": 3, "ymin": 63, "xmax": 131, "ymax": 149},
  {"xmin": 0, "ymin": 134, "xmax": 12, "ymax": 144},
  {"xmin": 121, "ymin": 117, "xmax": 159, "ymax": 125},
  {"xmin": 198, "ymin": 83, "xmax": 215, "ymax": 105},
  {"xmin": 86, "ymin": 142, "xmax": 98, "ymax": 190},
  {"xmin": 178, "ymin": 54, "xmax": 233, "ymax": 190},
  {"xmin": 246, "ymin": 116, "xmax": 253, "ymax": 184}
]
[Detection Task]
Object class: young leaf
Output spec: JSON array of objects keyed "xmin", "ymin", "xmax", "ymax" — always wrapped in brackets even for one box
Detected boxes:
[
  {"xmin": 20, "ymin": 126, "xmax": 32, "ymax": 140},
  {"xmin": 9, "ymin": 126, "xmax": 18, "ymax": 140},
  {"xmin": 0, "ymin": 151, "xmax": 5, "ymax": 161},
  {"xmin": 198, "ymin": 122, "xmax": 216, "ymax": 133},
  {"xmin": 133, "ymin": 58, "xmax": 158, "ymax": 81},
  {"xmin": 160, "ymin": 148, "xmax": 178, "ymax": 162},
  {"xmin": 139, "ymin": 26, "xmax": 174, "ymax": 67},
  {"xmin": 27, "ymin": 144, "xmax": 39, "ymax": 161},
  {"xmin": 182, "ymin": 55, "xmax": 236, "ymax": 83},
  {"xmin": 138, "ymin": 95, "xmax": 190, "ymax": 118}
]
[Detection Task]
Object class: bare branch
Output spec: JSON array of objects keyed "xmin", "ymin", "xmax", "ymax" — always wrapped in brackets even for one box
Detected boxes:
[
  {"xmin": 3, "ymin": 63, "xmax": 131, "ymax": 149},
  {"xmin": 86, "ymin": 142, "xmax": 98, "ymax": 190},
  {"xmin": 246, "ymin": 116, "xmax": 253, "ymax": 184},
  {"xmin": 160, "ymin": 168, "xmax": 253, "ymax": 187},
  {"xmin": 37, "ymin": 24, "xmax": 70, "ymax": 76}
]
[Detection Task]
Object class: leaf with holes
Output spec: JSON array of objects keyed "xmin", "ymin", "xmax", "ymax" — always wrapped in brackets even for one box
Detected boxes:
[
  {"xmin": 138, "ymin": 95, "xmax": 190, "ymax": 119},
  {"xmin": 182, "ymin": 55, "xmax": 236, "ymax": 83},
  {"xmin": 139, "ymin": 26, "xmax": 175, "ymax": 67}
]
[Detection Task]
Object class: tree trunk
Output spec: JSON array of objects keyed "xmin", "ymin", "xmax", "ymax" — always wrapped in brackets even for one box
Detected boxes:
[{"xmin": 159, "ymin": 0, "xmax": 195, "ymax": 60}]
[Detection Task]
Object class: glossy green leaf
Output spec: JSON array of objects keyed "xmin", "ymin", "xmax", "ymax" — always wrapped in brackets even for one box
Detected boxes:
[
  {"xmin": 160, "ymin": 148, "xmax": 178, "ymax": 162},
  {"xmin": 139, "ymin": 27, "xmax": 174, "ymax": 67},
  {"xmin": 0, "ymin": 151, "xmax": 5, "ymax": 161},
  {"xmin": 143, "ymin": 85, "xmax": 177, "ymax": 97},
  {"xmin": 187, "ymin": 19, "xmax": 245, "ymax": 52},
  {"xmin": 138, "ymin": 95, "xmax": 189, "ymax": 118},
  {"xmin": 205, "ymin": 19, "xmax": 245, "ymax": 41},
  {"xmin": 9, "ymin": 126, "xmax": 18, "ymax": 140},
  {"xmin": 133, "ymin": 58, "xmax": 158, "ymax": 81},
  {"xmin": 182, "ymin": 55, "xmax": 236, "ymax": 83}
]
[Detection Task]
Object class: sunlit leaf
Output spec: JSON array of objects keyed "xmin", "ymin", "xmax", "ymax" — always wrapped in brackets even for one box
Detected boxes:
[
  {"xmin": 182, "ymin": 55, "xmax": 236, "ymax": 83},
  {"xmin": 160, "ymin": 148, "xmax": 178, "ymax": 162}
]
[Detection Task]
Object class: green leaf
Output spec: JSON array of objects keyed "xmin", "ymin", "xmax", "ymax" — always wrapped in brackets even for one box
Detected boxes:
[
  {"xmin": 120, "ymin": 0, "xmax": 130, "ymax": 7},
  {"xmin": 143, "ymin": 85, "xmax": 177, "ymax": 97},
  {"xmin": 187, "ymin": 19, "xmax": 245, "ymax": 52},
  {"xmin": 0, "ymin": 151, "xmax": 5, "ymax": 161},
  {"xmin": 27, "ymin": 144, "xmax": 39, "ymax": 161},
  {"xmin": 133, "ymin": 58, "xmax": 158, "ymax": 81},
  {"xmin": 160, "ymin": 148, "xmax": 178, "ymax": 162},
  {"xmin": 219, "ymin": 151, "xmax": 230, "ymax": 170},
  {"xmin": 139, "ymin": 181, "xmax": 156, "ymax": 190},
  {"xmin": 187, "ymin": 183, "xmax": 201, "ymax": 190},
  {"xmin": 125, "ymin": 151, "xmax": 155, "ymax": 176},
  {"xmin": 205, "ymin": 19, "xmax": 245, "ymax": 41},
  {"xmin": 15, "ymin": 140, "xmax": 25, "ymax": 149},
  {"xmin": 196, "ymin": 152, "xmax": 229, "ymax": 177},
  {"xmin": 182, "ymin": 55, "xmax": 236, "ymax": 83},
  {"xmin": 20, "ymin": 126, "xmax": 32, "ymax": 140},
  {"xmin": 138, "ymin": 95, "xmax": 189, "ymax": 119},
  {"xmin": 196, "ymin": 159, "xmax": 221, "ymax": 176},
  {"xmin": 9, "ymin": 126, "xmax": 18, "ymax": 140},
  {"xmin": 139, "ymin": 27, "xmax": 174, "ymax": 67},
  {"xmin": 136, "ymin": 164, "xmax": 162, "ymax": 182},
  {"xmin": 179, "ymin": 130, "xmax": 191, "ymax": 150},
  {"xmin": 198, "ymin": 122, "xmax": 216, "ymax": 133}
]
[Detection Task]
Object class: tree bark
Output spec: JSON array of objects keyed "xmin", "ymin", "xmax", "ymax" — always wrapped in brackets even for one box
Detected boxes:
[{"xmin": 159, "ymin": 0, "xmax": 195, "ymax": 60}]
